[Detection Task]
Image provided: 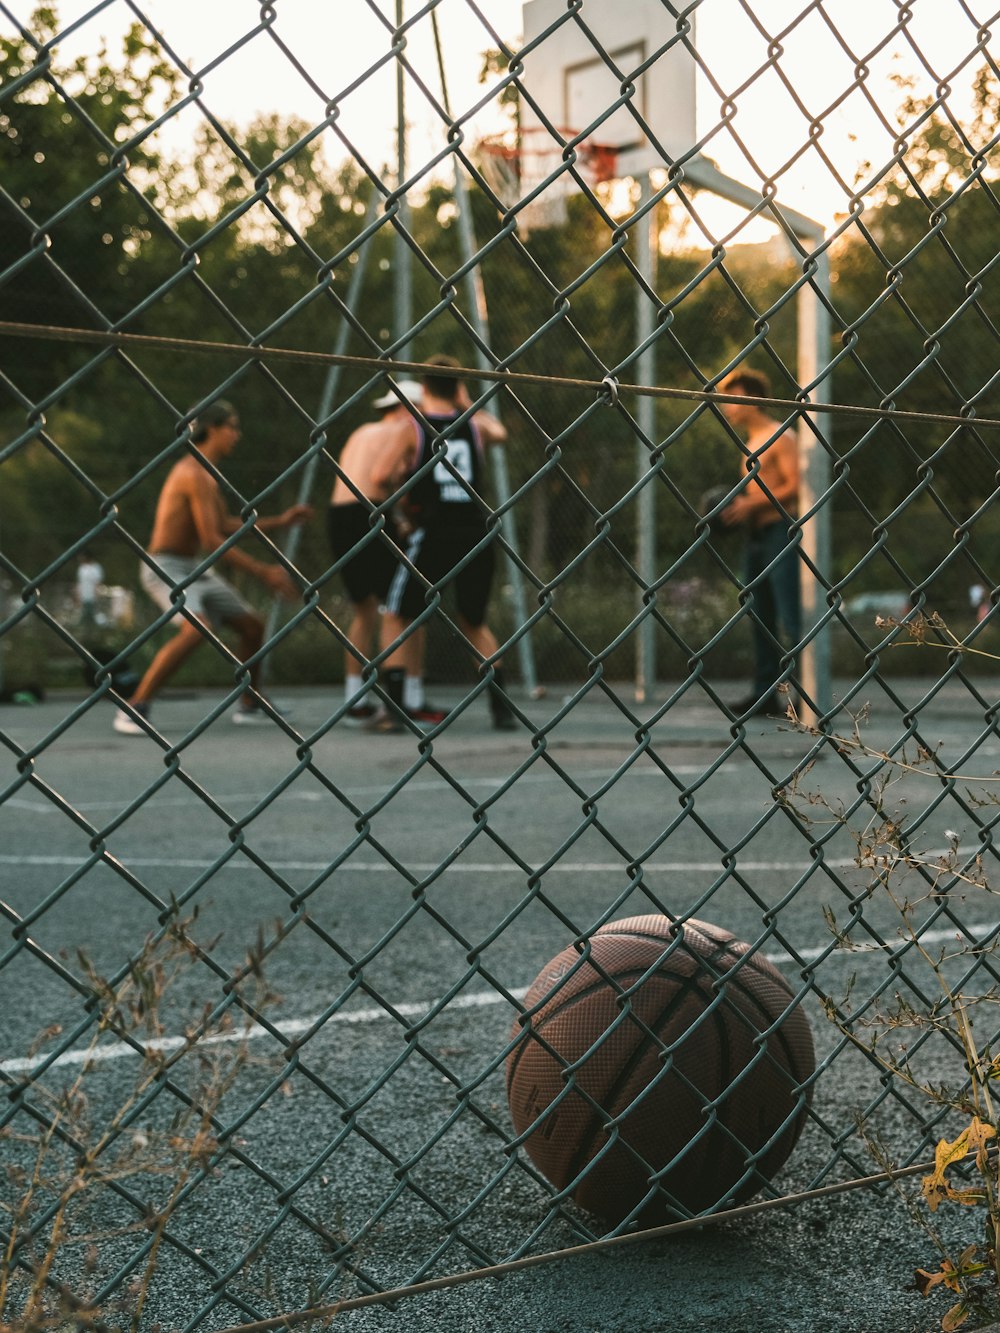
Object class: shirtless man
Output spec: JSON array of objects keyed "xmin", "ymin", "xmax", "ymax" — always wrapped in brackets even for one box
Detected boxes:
[
  {"xmin": 113, "ymin": 400, "xmax": 310, "ymax": 736},
  {"xmin": 368, "ymin": 355, "xmax": 514, "ymax": 733},
  {"xmin": 719, "ymin": 368, "xmax": 801, "ymax": 716},
  {"xmin": 327, "ymin": 380, "xmax": 429, "ymax": 725}
]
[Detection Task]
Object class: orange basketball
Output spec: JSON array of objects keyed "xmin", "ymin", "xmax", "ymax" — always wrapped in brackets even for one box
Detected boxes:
[{"xmin": 506, "ymin": 915, "xmax": 814, "ymax": 1224}]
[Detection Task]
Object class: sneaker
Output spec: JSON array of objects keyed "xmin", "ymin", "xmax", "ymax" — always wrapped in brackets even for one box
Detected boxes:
[
  {"xmin": 364, "ymin": 707, "xmax": 405, "ymax": 735},
  {"xmin": 343, "ymin": 702, "xmax": 378, "ymax": 727},
  {"xmin": 113, "ymin": 703, "xmax": 151, "ymax": 736},
  {"xmin": 407, "ymin": 703, "xmax": 447, "ymax": 726},
  {"xmin": 232, "ymin": 698, "xmax": 292, "ymax": 725}
]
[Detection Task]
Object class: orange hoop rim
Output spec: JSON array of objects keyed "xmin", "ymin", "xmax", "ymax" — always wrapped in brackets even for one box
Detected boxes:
[{"xmin": 478, "ymin": 127, "xmax": 620, "ymax": 185}]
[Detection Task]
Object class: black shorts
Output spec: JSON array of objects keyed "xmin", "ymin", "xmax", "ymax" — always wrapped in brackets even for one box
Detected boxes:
[
  {"xmin": 327, "ymin": 502, "xmax": 399, "ymax": 605},
  {"xmin": 385, "ymin": 523, "xmax": 496, "ymax": 626}
]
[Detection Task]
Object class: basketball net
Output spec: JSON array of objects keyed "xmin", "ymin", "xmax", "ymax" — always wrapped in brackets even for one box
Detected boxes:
[{"xmin": 477, "ymin": 127, "xmax": 619, "ymax": 233}]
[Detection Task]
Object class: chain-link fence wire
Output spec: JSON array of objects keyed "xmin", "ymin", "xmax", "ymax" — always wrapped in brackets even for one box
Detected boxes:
[{"xmin": 3, "ymin": 0, "xmax": 1000, "ymax": 1324}]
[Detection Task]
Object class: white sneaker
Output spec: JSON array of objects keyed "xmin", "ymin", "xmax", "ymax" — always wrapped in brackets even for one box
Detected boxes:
[
  {"xmin": 113, "ymin": 704, "xmax": 150, "ymax": 736},
  {"xmin": 232, "ymin": 699, "xmax": 291, "ymax": 725}
]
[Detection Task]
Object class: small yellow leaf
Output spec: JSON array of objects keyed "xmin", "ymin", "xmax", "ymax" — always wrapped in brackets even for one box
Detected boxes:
[
  {"xmin": 922, "ymin": 1176, "xmax": 951, "ymax": 1212},
  {"xmin": 956, "ymin": 1244, "xmax": 980, "ymax": 1270},
  {"xmin": 934, "ymin": 1127, "xmax": 974, "ymax": 1176},
  {"xmin": 949, "ymin": 1187, "xmax": 988, "ymax": 1208},
  {"xmin": 923, "ymin": 1119, "xmax": 997, "ymax": 1212},
  {"xmin": 964, "ymin": 1117, "xmax": 995, "ymax": 1156}
]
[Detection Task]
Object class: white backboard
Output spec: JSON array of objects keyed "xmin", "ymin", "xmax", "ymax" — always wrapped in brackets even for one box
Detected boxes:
[{"xmin": 520, "ymin": 0, "xmax": 697, "ymax": 178}]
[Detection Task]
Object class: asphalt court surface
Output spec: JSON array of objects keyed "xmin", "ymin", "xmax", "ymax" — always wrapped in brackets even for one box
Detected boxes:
[{"xmin": 3, "ymin": 678, "xmax": 1000, "ymax": 1330}]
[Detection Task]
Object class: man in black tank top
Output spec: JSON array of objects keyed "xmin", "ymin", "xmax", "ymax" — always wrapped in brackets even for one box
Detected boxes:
[{"xmin": 369, "ymin": 354, "xmax": 516, "ymax": 733}]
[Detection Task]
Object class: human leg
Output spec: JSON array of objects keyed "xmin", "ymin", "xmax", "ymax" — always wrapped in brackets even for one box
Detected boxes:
[
  {"xmin": 369, "ymin": 527, "xmax": 434, "ymax": 731},
  {"xmin": 224, "ymin": 611, "xmax": 296, "ymax": 723},
  {"xmin": 456, "ymin": 614, "xmax": 515, "ymax": 730},
  {"xmin": 453, "ymin": 539, "xmax": 514, "ymax": 729},
  {"xmin": 734, "ymin": 523, "xmax": 798, "ymax": 714},
  {"xmin": 329, "ymin": 504, "xmax": 393, "ymax": 715},
  {"xmin": 343, "ymin": 595, "xmax": 380, "ymax": 717},
  {"xmin": 130, "ymin": 618, "xmax": 206, "ymax": 705},
  {"xmin": 113, "ymin": 617, "xmax": 205, "ymax": 734}
]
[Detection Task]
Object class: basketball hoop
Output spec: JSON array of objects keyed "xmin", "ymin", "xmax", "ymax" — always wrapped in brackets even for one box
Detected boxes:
[{"xmin": 477, "ymin": 126, "xmax": 620, "ymax": 232}]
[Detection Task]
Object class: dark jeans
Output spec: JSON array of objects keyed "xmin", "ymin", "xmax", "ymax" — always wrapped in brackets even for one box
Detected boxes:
[{"xmin": 744, "ymin": 521, "xmax": 801, "ymax": 697}]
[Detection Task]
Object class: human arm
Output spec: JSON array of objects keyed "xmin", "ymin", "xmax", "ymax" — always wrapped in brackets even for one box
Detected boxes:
[
  {"xmin": 472, "ymin": 410, "xmax": 507, "ymax": 445},
  {"xmin": 189, "ymin": 471, "xmax": 299, "ymax": 598},
  {"xmin": 723, "ymin": 427, "xmax": 798, "ymax": 526},
  {"xmin": 455, "ymin": 381, "xmax": 507, "ymax": 445},
  {"xmin": 370, "ymin": 417, "xmax": 418, "ymax": 494},
  {"xmin": 219, "ymin": 503, "xmax": 312, "ymax": 535},
  {"xmin": 250, "ymin": 503, "xmax": 313, "ymax": 534}
]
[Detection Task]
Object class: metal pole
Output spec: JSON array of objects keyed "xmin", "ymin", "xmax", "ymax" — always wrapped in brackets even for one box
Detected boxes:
[
  {"xmin": 635, "ymin": 173, "xmax": 658, "ymax": 702},
  {"xmin": 430, "ymin": 14, "xmax": 538, "ymax": 696},
  {"xmin": 261, "ymin": 186, "xmax": 381, "ymax": 662},
  {"xmin": 797, "ymin": 250, "xmax": 833, "ymax": 721},
  {"xmin": 451, "ymin": 177, "xmax": 539, "ymax": 697},
  {"xmin": 394, "ymin": 0, "xmax": 412, "ymax": 353}
]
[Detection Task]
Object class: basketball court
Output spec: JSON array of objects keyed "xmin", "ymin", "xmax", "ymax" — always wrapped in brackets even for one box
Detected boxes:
[
  {"xmin": 3, "ymin": 0, "xmax": 1000, "ymax": 1328},
  {"xmin": 1, "ymin": 674, "xmax": 994, "ymax": 1330}
]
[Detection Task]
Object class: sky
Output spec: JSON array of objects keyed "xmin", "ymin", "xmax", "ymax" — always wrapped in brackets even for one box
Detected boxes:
[{"xmin": 2, "ymin": 0, "xmax": 996, "ymax": 239}]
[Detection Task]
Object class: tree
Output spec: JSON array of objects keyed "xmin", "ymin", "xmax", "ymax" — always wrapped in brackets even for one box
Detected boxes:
[
  {"xmin": 0, "ymin": 8, "xmax": 187, "ymax": 396},
  {"xmin": 827, "ymin": 63, "xmax": 1000, "ymax": 610}
]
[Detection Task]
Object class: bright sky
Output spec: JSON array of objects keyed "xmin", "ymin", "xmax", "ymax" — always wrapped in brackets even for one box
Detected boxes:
[{"xmin": 3, "ymin": 0, "xmax": 995, "ymax": 238}]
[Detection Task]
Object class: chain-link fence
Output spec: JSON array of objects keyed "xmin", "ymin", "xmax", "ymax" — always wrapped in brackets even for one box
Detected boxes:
[{"xmin": 3, "ymin": 1, "xmax": 1000, "ymax": 1327}]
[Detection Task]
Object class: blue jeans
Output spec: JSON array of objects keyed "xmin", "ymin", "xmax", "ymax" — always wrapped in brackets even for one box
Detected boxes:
[{"xmin": 744, "ymin": 522, "xmax": 801, "ymax": 697}]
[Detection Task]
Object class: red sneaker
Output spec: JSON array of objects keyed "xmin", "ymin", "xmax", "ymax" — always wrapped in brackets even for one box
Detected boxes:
[
  {"xmin": 407, "ymin": 703, "xmax": 447, "ymax": 726},
  {"xmin": 344, "ymin": 702, "xmax": 378, "ymax": 726}
]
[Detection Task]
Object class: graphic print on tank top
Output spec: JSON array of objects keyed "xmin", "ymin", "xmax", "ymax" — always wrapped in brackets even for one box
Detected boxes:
[{"xmin": 408, "ymin": 411, "xmax": 484, "ymax": 522}]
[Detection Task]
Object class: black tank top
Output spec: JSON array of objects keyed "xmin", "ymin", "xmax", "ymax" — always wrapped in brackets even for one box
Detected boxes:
[{"xmin": 407, "ymin": 410, "xmax": 485, "ymax": 528}]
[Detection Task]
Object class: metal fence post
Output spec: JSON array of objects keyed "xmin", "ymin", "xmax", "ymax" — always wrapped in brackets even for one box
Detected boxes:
[{"xmin": 635, "ymin": 172, "xmax": 658, "ymax": 703}]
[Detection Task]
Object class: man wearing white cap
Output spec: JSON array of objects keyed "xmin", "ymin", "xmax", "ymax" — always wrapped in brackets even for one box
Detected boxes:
[{"xmin": 327, "ymin": 379, "xmax": 432, "ymax": 724}]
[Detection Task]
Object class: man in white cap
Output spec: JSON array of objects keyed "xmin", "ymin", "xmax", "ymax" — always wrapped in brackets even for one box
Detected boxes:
[{"xmin": 327, "ymin": 379, "xmax": 443, "ymax": 724}]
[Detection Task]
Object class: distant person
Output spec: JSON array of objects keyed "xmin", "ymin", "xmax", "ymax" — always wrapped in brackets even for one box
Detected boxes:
[
  {"xmin": 327, "ymin": 379, "xmax": 441, "ymax": 725},
  {"xmin": 719, "ymin": 368, "xmax": 800, "ymax": 716},
  {"xmin": 970, "ymin": 583, "xmax": 990, "ymax": 625},
  {"xmin": 368, "ymin": 354, "xmax": 515, "ymax": 733},
  {"xmin": 113, "ymin": 400, "xmax": 310, "ymax": 736},
  {"xmin": 75, "ymin": 549, "xmax": 104, "ymax": 629}
]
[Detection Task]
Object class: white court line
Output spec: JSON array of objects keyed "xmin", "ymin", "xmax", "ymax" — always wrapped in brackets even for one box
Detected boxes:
[
  {"xmin": 0, "ymin": 849, "xmax": 962, "ymax": 874},
  {"xmin": 0, "ymin": 986, "xmax": 528, "ymax": 1075},
  {"xmin": 0, "ymin": 765, "xmax": 758, "ymax": 814},
  {"xmin": 4, "ymin": 923, "xmax": 996, "ymax": 1077}
]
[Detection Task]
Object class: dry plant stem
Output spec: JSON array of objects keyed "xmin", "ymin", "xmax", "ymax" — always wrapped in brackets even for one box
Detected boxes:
[
  {"xmin": 6, "ymin": 1008, "xmax": 146, "ymax": 1318},
  {"xmin": 1, "ymin": 917, "xmax": 263, "ymax": 1325},
  {"xmin": 0, "ymin": 1111, "xmax": 63, "ymax": 1312},
  {"xmin": 881, "ymin": 611, "xmax": 998, "ymax": 664},
  {"xmin": 773, "ymin": 672, "xmax": 1000, "ymax": 1325},
  {"xmin": 129, "ymin": 1052, "xmax": 247, "ymax": 1333},
  {"xmin": 954, "ymin": 999, "xmax": 1000, "ymax": 1285}
]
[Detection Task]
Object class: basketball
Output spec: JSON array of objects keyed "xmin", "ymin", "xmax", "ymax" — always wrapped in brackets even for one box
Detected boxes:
[
  {"xmin": 506, "ymin": 915, "xmax": 815, "ymax": 1224},
  {"xmin": 697, "ymin": 483, "xmax": 739, "ymax": 536}
]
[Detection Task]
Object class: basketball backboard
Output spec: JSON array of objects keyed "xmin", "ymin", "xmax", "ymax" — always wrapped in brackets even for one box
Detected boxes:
[{"xmin": 519, "ymin": 0, "xmax": 698, "ymax": 178}]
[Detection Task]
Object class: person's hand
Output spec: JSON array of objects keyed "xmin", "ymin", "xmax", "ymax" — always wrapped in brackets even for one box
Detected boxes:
[
  {"xmin": 282, "ymin": 504, "xmax": 313, "ymax": 528},
  {"xmin": 261, "ymin": 564, "xmax": 298, "ymax": 601},
  {"xmin": 722, "ymin": 495, "xmax": 753, "ymax": 527}
]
